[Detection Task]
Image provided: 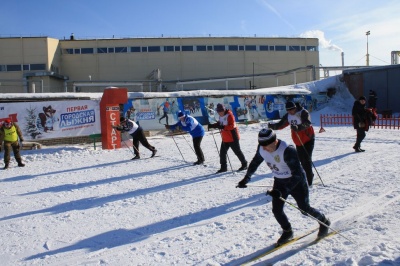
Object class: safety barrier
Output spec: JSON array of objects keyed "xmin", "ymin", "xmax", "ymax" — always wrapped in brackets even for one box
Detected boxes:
[{"xmin": 319, "ymin": 114, "xmax": 400, "ymax": 132}]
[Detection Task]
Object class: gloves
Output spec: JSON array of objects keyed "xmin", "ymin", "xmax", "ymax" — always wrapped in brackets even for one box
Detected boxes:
[
  {"xmin": 267, "ymin": 189, "xmax": 282, "ymax": 199},
  {"xmin": 208, "ymin": 123, "xmax": 216, "ymax": 130},
  {"xmin": 115, "ymin": 126, "xmax": 123, "ymax": 131},
  {"xmin": 218, "ymin": 123, "xmax": 224, "ymax": 129},
  {"xmin": 165, "ymin": 125, "xmax": 170, "ymax": 130},
  {"xmin": 290, "ymin": 125, "xmax": 298, "ymax": 131},
  {"xmin": 236, "ymin": 175, "xmax": 251, "ymax": 188}
]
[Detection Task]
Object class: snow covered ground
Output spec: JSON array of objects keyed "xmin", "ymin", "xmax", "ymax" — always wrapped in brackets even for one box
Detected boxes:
[{"xmin": 1, "ymin": 86, "xmax": 400, "ymax": 265}]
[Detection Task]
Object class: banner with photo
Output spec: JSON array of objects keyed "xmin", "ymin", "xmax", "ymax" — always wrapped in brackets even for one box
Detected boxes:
[{"xmin": 0, "ymin": 100, "xmax": 101, "ymax": 140}]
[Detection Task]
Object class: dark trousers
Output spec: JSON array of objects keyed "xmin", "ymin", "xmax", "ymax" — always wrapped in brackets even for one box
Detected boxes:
[
  {"xmin": 3, "ymin": 141, "xmax": 22, "ymax": 163},
  {"xmin": 130, "ymin": 127, "xmax": 155, "ymax": 156},
  {"xmin": 159, "ymin": 112, "xmax": 169, "ymax": 125},
  {"xmin": 219, "ymin": 140, "xmax": 247, "ymax": 167},
  {"xmin": 355, "ymin": 128, "xmax": 366, "ymax": 148},
  {"xmin": 193, "ymin": 136, "xmax": 205, "ymax": 162},
  {"xmin": 272, "ymin": 176, "xmax": 326, "ymax": 231},
  {"xmin": 296, "ymin": 138, "xmax": 315, "ymax": 186}
]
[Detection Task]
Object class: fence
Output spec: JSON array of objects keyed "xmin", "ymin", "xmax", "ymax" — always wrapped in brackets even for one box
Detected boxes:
[{"xmin": 319, "ymin": 114, "xmax": 400, "ymax": 132}]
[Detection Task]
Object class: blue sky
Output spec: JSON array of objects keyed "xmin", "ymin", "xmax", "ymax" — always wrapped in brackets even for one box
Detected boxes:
[{"xmin": 1, "ymin": 0, "xmax": 400, "ymax": 68}]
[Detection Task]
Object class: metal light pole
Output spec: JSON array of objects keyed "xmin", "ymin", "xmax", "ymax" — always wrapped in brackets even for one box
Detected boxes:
[{"xmin": 366, "ymin": 31, "xmax": 370, "ymax": 66}]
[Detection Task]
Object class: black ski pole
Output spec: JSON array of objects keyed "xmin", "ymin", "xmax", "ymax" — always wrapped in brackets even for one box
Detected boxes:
[
  {"xmin": 210, "ymin": 129, "xmax": 220, "ymax": 155},
  {"xmin": 169, "ymin": 132, "xmax": 187, "ymax": 163},
  {"xmin": 121, "ymin": 136, "xmax": 136, "ymax": 157},
  {"xmin": 276, "ymin": 196, "xmax": 354, "ymax": 243},
  {"xmin": 123, "ymin": 132, "xmax": 141, "ymax": 155},
  {"xmin": 218, "ymin": 129, "xmax": 234, "ymax": 173},
  {"xmin": 294, "ymin": 131, "xmax": 325, "ymax": 187},
  {"xmin": 181, "ymin": 133, "xmax": 196, "ymax": 156}
]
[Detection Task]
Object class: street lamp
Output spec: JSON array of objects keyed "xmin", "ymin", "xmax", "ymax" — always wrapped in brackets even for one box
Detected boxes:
[{"xmin": 366, "ymin": 31, "xmax": 370, "ymax": 66}]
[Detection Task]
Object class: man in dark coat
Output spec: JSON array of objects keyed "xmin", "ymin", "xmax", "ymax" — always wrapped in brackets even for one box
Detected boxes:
[{"xmin": 352, "ymin": 96, "xmax": 368, "ymax": 152}]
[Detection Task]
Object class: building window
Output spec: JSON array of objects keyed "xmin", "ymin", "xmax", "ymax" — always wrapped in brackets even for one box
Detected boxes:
[
  {"xmin": 289, "ymin": 46, "xmax": 300, "ymax": 51},
  {"xmin": 148, "ymin": 46, "xmax": 161, "ymax": 52},
  {"xmin": 74, "ymin": 48, "xmax": 81, "ymax": 54},
  {"xmin": 141, "ymin": 47, "xmax": 148, "ymax": 52},
  {"xmin": 228, "ymin": 45, "xmax": 238, "ymax": 51},
  {"xmin": 63, "ymin": 48, "xmax": 74, "ymax": 54},
  {"xmin": 182, "ymin": 45, "xmax": 193, "ymax": 51},
  {"xmin": 115, "ymin": 47, "xmax": 128, "ymax": 53},
  {"xmin": 81, "ymin": 48, "xmax": 94, "ymax": 54},
  {"xmin": 269, "ymin": 46, "xmax": 275, "ymax": 51},
  {"xmin": 107, "ymin": 47, "xmax": 114, "ymax": 53},
  {"xmin": 7, "ymin": 64, "xmax": 22, "ymax": 71},
  {"xmin": 0, "ymin": 65, "xmax": 6, "ymax": 72},
  {"xmin": 260, "ymin": 45, "xmax": 269, "ymax": 51},
  {"xmin": 164, "ymin": 46, "xmax": 174, "ymax": 52},
  {"xmin": 131, "ymin": 46, "xmax": 140, "ymax": 52},
  {"xmin": 30, "ymin": 64, "xmax": 46, "ymax": 71},
  {"xmin": 275, "ymin": 45, "xmax": 286, "ymax": 51},
  {"xmin": 245, "ymin": 45, "xmax": 256, "ymax": 51},
  {"xmin": 175, "ymin": 46, "xmax": 180, "ymax": 51},
  {"xmin": 307, "ymin": 46, "xmax": 317, "ymax": 51},
  {"xmin": 97, "ymin": 47, "xmax": 107, "ymax": 53},
  {"xmin": 207, "ymin": 46, "xmax": 213, "ymax": 51},
  {"xmin": 239, "ymin": 46, "xmax": 244, "ymax": 51},
  {"xmin": 23, "ymin": 64, "xmax": 30, "ymax": 71},
  {"xmin": 301, "ymin": 46, "xmax": 306, "ymax": 51},
  {"xmin": 196, "ymin": 45, "xmax": 206, "ymax": 51},
  {"xmin": 214, "ymin": 45, "xmax": 225, "ymax": 51}
]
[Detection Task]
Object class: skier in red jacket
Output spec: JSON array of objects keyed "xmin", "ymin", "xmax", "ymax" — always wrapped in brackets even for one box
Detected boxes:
[{"xmin": 268, "ymin": 101, "xmax": 315, "ymax": 186}]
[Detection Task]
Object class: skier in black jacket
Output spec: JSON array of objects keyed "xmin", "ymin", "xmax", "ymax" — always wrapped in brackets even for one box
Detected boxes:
[
  {"xmin": 115, "ymin": 117, "xmax": 157, "ymax": 159},
  {"xmin": 236, "ymin": 128, "xmax": 330, "ymax": 246}
]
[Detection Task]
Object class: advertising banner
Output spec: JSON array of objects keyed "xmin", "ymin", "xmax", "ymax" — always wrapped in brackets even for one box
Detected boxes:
[{"xmin": 0, "ymin": 100, "xmax": 101, "ymax": 140}]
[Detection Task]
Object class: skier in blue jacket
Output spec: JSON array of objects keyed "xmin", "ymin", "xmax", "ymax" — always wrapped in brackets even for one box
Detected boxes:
[{"xmin": 166, "ymin": 111, "xmax": 205, "ymax": 165}]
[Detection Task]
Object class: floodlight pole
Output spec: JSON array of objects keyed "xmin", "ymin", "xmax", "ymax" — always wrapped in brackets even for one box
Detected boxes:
[{"xmin": 366, "ymin": 31, "xmax": 370, "ymax": 66}]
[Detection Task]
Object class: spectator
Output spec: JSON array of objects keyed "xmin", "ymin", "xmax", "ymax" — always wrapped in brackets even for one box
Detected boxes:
[
  {"xmin": 352, "ymin": 96, "xmax": 368, "ymax": 152},
  {"xmin": 0, "ymin": 119, "xmax": 25, "ymax": 169}
]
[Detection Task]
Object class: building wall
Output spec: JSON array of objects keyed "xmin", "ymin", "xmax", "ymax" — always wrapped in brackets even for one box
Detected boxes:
[{"xmin": 1, "ymin": 36, "xmax": 319, "ymax": 93}]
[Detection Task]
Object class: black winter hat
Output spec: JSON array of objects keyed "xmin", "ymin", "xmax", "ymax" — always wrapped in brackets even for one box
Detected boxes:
[
  {"xmin": 358, "ymin": 96, "xmax": 366, "ymax": 101},
  {"xmin": 285, "ymin": 101, "xmax": 296, "ymax": 110},
  {"xmin": 258, "ymin": 128, "xmax": 277, "ymax": 146}
]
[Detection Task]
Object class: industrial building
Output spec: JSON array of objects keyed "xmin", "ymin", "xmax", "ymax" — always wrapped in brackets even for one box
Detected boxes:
[{"xmin": 0, "ymin": 36, "xmax": 319, "ymax": 93}]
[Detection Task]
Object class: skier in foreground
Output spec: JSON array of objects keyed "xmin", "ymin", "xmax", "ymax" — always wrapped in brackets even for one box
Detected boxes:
[{"xmin": 236, "ymin": 128, "xmax": 330, "ymax": 246}]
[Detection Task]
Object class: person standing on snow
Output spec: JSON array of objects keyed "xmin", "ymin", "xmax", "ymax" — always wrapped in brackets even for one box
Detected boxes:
[
  {"xmin": 352, "ymin": 96, "xmax": 368, "ymax": 152},
  {"xmin": 115, "ymin": 117, "xmax": 157, "ymax": 159},
  {"xmin": 268, "ymin": 101, "xmax": 315, "ymax": 187},
  {"xmin": 236, "ymin": 128, "xmax": 330, "ymax": 246},
  {"xmin": 165, "ymin": 111, "xmax": 205, "ymax": 165},
  {"xmin": 208, "ymin": 103, "xmax": 247, "ymax": 173},
  {"xmin": 0, "ymin": 119, "xmax": 25, "ymax": 169}
]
